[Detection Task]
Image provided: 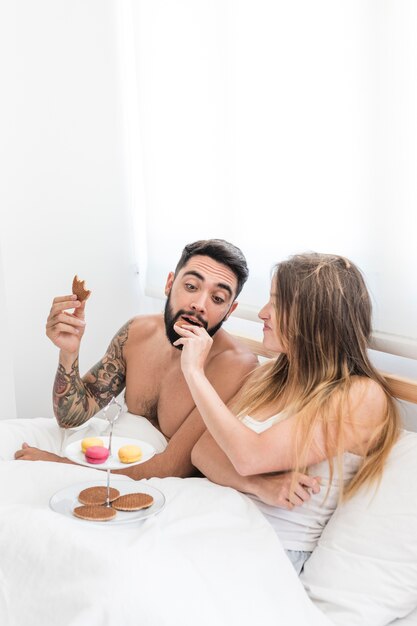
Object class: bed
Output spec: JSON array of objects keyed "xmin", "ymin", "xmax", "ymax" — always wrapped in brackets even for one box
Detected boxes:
[{"xmin": 0, "ymin": 336, "xmax": 416, "ymax": 626}]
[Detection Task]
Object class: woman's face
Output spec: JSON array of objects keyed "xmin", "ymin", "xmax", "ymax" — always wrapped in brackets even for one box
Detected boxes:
[{"xmin": 258, "ymin": 286, "xmax": 287, "ymax": 354}]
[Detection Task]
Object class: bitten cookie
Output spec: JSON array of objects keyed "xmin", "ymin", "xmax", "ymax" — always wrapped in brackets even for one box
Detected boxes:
[{"xmin": 72, "ymin": 275, "xmax": 91, "ymax": 302}]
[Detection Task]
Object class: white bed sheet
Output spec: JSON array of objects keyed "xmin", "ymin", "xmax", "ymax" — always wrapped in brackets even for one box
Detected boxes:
[
  {"xmin": 0, "ymin": 460, "xmax": 332, "ymax": 626},
  {"xmin": 390, "ymin": 609, "xmax": 417, "ymax": 625}
]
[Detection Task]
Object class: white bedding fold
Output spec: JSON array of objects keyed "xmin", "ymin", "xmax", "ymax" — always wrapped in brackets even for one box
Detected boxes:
[{"xmin": 0, "ymin": 461, "xmax": 331, "ymax": 626}]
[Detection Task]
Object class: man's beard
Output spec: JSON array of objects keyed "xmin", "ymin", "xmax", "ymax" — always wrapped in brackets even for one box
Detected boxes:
[{"xmin": 164, "ymin": 296, "xmax": 227, "ymax": 349}]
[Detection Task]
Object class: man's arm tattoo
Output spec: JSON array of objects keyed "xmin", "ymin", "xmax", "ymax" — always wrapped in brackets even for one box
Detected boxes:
[
  {"xmin": 84, "ymin": 322, "xmax": 129, "ymax": 406},
  {"xmin": 53, "ymin": 358, "xmax": 92, "ymax": 427},
  {"xmin": 53, "ymin": 321, "xmax": 131, "ymax": 428}
]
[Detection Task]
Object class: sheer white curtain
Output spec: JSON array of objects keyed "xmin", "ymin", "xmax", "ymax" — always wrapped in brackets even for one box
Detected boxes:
[{"xmin": 124, "ymin": 0, "xmax": 417, "ymax": 358}]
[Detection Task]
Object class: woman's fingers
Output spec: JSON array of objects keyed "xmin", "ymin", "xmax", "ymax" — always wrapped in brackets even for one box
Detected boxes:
[
  {"xmin": 174, "ymin": 323, "xmax": 213, "ymax": 373},
  {"xmin": 173, "ymin": 323, "xmax": 209, "ymax": 347},
  {"xmin": 289, "ymin": 485, "xmax": 311, "ymax": 504},
  {"xmin": 298, "ymin": 473, "xmax": 322, "ymax": 494},
  {"xmin": 174, "ymin": 323, "xmax": 201, "ymax": 335},
  {"xmin": 287, "ymin": 473, "xmax": 322, "ymax": 506}
]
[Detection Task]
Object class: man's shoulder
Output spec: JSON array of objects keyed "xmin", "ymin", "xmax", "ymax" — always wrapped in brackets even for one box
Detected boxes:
[
  {"xmin": 124, "ymin": 314, "xmax": 165, "ymax": 343},
  {"xmin": 205, "ymin": 331, "xmax": 258, "ymax": 387},
  {"xmin": 211, "ymin": 329, "xmax": 258, "ymax": 368}
]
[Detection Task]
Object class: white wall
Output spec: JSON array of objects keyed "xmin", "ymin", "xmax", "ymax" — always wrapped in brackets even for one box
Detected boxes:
[
  {"xmin": 0, "ymin": 249, "xmax": 17, "ymax": 419},
  {"xmin": 0, "ymin": 0, "xmax": 141, "ymax": 418},
  {"xmin": 1, "ymin": 0, "xmax": 416, "ymax": 426}
]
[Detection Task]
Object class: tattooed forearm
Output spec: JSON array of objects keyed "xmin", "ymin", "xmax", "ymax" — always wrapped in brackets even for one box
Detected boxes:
[
  {"xmin": 84, "ymin": 360, "xmax": 126, "ymax": 409},
  {"xmin": 53, "ymin": 321, "xmax": 131, "ymax": 428},
  {"xmin": 53, "ymin": 358, "xmax": 94, "ymax": 428},
  {"xmin": 84, "ymin": 320, "xmax": 130, "ymax": 406}
]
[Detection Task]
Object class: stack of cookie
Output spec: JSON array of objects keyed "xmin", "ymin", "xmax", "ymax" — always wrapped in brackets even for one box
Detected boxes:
[{"xmin": 73, "ymin": 486, "xmax": 154, "ymax": 522}]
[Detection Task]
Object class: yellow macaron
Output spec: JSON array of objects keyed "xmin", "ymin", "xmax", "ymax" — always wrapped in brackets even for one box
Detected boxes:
[
  {"xmin": 118, "ymin": 445, "xmax": 142, "ymax": 464},
  {"xmin": 81, "ymin": 437, "xmax": 104, "ymax": 454}
]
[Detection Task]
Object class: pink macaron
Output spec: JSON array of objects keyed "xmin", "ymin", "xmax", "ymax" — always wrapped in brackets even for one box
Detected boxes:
[{"xmin": 85, "ymin": 446, "xmax": 110, "ymax": 464}]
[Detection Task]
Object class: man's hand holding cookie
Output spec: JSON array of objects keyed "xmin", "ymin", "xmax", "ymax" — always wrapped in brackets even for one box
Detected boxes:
[{"xmin": 45, "ymin": 276, "xmax": 91, "ymax": 357}]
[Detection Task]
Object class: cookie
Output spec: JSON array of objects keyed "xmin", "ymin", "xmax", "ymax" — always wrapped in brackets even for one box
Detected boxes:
[
  {"xmin": 118, "ymin": 445, "xmax": 142, "ymax": 464},
  {"xmin": 111, "ymin": 493, "xmax": 154, "ymax": 511},
  {"xmin": 78, "ymin": 486, "xmax": 120, "ymax": 505},
  {"xmin": 72, "ymin": 275, "xmax": 91, "ymax": 302},
  {"xmin": 81, "ymin": 437, "xmax": 104, "ymax": 453},
  {"xmin": 73, "ymin": 505, "xmax": 116, "ymax": 521},
  {"xmin": 84, "ymin": 446, "xmax": 110, "ymax": 465}
]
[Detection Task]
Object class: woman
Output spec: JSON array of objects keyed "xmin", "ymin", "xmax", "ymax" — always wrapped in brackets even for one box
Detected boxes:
[{"xmin": 174, "ymin": 252, "xmax": 400, "ymax": 574}]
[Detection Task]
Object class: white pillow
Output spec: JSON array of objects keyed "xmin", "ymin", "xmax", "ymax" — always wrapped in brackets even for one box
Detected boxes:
[{"xmin": 301, "ymin": 430, "xmax": 417, "ymax": 626}]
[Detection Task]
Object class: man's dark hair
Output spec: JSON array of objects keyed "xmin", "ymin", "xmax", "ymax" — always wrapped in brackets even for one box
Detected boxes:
[{"xmin": 174, "ymin": 239, "xmax": 249, "ymax": 297}]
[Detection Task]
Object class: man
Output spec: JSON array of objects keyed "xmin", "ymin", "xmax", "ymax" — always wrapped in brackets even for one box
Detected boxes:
[
  {"xmin": 14, "ymin": 239, "xmax": 257, "ymax": 480},
  {"xmin": 13, "ymin": 238, "xmax": 319, "ymax": 508}
]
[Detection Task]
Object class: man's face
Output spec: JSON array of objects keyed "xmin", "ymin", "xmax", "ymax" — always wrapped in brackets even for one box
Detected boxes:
[{"xmin": 164, "ymin": 255, "xmax": 239, "ymax": 348}]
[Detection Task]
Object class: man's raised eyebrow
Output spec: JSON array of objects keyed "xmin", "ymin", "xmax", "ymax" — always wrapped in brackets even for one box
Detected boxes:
[{"xmin": 182, "ymin": 270, "xmax": 233, "ymax": 297}]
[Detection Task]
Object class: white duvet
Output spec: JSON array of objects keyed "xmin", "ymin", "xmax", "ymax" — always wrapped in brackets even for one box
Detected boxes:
[{"xmin": 0, "ymin": 460, "xmax": 331, "ymax": 626}]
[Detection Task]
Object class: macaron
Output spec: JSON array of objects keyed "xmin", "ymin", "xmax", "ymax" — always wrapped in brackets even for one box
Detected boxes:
[
  {"xmin": 118, "ymin": 445, "xmax": 142, "ymax": 464},
  {"xmin": 81, "ymin": 437, "xmax": 104, "ymax": 454},
  {"xmin": 85, "ymin": 446, "xmax": 109, "ymax": 464}
]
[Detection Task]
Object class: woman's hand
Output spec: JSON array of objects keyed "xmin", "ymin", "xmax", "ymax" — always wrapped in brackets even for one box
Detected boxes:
[
  {"xmin": 252, "ymin": 471, "xmax": 321, "ymax": 509},
  {"xmin": 173, "ymin": 323, "xmax": 213, "ymax": 376}
]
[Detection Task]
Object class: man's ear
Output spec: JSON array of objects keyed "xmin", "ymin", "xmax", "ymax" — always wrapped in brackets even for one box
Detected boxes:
[
  {"xmin": 225, "ymin": 301, "xmax": 238, "ymax": 320},
  {"xmin": 164, "ymin": 272, "xmax": 175, "ymax": 296}
]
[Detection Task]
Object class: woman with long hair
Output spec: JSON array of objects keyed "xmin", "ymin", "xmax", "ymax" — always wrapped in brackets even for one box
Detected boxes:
[{"xmin": 174, "ymin": 252, "xmax": 400, "ymax": 574}]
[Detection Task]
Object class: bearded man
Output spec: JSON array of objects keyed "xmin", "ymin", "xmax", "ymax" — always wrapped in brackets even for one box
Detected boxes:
[{"xmin": 13, "ymin": 240, "xmax": 258, "ymax": 480}]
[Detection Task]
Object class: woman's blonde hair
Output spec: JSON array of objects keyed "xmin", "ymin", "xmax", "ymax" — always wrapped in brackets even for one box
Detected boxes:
[{"xmin": 232, "ymin": 253, "xmax": 400, "ymax": 499}]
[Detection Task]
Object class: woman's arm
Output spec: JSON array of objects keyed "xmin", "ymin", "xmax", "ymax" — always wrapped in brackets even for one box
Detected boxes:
[
  {"xmin": 183, "ymin": 362, "xmax": 304, "ymax": 474},
  {"xmin": 192, "ymin": 431, "xmax": 321, "ymax": 509},
  {"xmin": 175, "ymin": 324, "xmax": 387, "ymax": 475}
]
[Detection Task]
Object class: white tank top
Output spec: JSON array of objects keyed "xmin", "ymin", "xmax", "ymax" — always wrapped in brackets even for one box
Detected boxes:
[{"xmin": 242, "ymin": 413, "xmax": 362, "ymax": 551}]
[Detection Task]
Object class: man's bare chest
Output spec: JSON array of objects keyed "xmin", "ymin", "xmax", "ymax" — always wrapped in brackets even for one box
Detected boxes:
[{"xmin": 124, "ymin": 353, "xmax": 195, "ymax": 437}]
